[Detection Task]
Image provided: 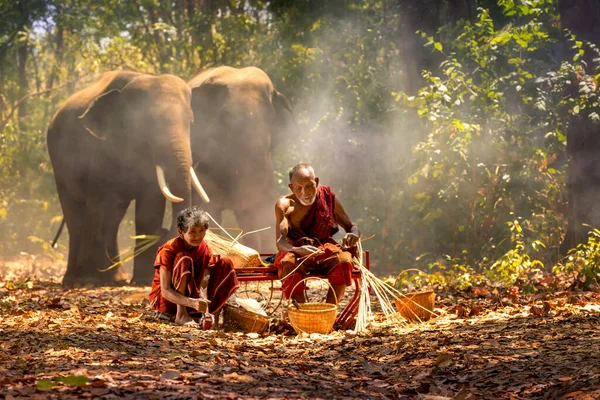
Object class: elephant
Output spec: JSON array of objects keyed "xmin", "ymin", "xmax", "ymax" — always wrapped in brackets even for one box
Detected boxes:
[
  {"xmin": 47, "ymin": 70, "xmax": 209, "ymax": 287},
  {"xmin": 187, "ymin": 66, "xmax": 297, "ymax": 254}
]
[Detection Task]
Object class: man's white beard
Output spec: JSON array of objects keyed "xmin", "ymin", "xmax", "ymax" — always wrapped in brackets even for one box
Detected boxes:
[{"xmin": 298, "ymin": 193, "xmax": 316, "ymax": 206}]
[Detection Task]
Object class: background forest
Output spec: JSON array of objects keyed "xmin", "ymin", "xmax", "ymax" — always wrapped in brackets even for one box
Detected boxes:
[{"xmin": 1, "ymin": 0, "xmax": 599, "ymax": 289}]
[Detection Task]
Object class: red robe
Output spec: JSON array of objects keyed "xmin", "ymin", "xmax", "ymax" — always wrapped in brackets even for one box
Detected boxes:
[
  {"xmin": 274, "ymin": 186, "xmax": 353, "ymax": 298},
  {"xmin": 149, "ymin": 237, "xmax": 239, "ymax": 316}
]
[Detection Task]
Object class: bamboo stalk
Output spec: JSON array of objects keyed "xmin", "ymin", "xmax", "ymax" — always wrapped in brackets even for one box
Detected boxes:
[{"xmin": 352, "ymin": 240, "xmax": 440, "ymax": 331}]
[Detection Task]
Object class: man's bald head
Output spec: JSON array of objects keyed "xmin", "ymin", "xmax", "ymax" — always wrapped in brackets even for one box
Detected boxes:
[
  {"xmin": 289, "ymin": 163, "xmax": 315, "ymax": 182},
  {"xmin": 288, "ymin": 163, "xmax": 319, "ymax": 206}
]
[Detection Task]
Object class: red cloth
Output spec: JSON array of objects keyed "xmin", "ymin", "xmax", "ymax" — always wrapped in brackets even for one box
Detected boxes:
[
  {"xmin": 286, "ymin": 186, "xmax": 339, "ymax": 245},
  {"xmin": 275, "ymin": 186, "xmax": 353, "ymax": 298},
  {"xmin": 149, "ymin": 237, "xmax": 239, "ymax": 316}
]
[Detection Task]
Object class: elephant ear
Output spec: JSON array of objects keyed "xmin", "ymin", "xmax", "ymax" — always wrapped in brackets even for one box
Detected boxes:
[
  {"xmin": 191, "ymin": 83, "xmax": 229, "ymax": 120},
  {"xmin": 78, "ymin": 89, "xmax": 122, "ymax": 140},
  {"xmin": 272, "ymin": 90, "xmax": 297, "ymax": 150}
]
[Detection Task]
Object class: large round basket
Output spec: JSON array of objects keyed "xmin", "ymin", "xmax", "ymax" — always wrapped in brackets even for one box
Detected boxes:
[
  {"xmin": 287, "ymin": 303, "xmax": 337, "ymax": 334},
  {"xmin": 222, "ymin": 304, "xmax": 269, "ymax": 333},
  {"xmin": 287, "ymin": 278, "xmax": 338, "ymax": 335},
  {"xmin": 394, "ymin": 291, "xmax": 435, "ymax": 322}
]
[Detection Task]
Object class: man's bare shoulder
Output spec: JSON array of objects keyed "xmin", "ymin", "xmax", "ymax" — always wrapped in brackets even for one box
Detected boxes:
[{"xmin": 275, "ymin": 194, "xmax": 294, "ymax": 210}]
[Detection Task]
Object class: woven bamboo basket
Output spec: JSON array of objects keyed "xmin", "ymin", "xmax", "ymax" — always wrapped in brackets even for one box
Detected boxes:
[
  {"xmin": 204, "ymin": 230, "xmax": 264, "ymax": 269},
  {"xmin": 287, "ymin": 278, "xmax": 338, "ymax": 334},
  {"xmin": 394, "ymin": 290, "xmax": 435, "ymax": 322},
  {"xmin": 222, "ymin": 304, "xmax": 269, "ymax": 333}
]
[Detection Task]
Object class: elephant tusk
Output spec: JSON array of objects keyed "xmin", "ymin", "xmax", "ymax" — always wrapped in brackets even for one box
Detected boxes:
[
  {"xmin": 190, "ymin": 167, "xmax": 210, "ymax": 203},
  {"xmin": 156, "ymin": 165, "xmax": 184, "ymax": 203}
]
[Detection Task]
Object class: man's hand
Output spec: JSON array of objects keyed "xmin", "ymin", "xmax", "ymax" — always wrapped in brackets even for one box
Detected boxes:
[
  {"xmin": 342, "ymin": 233, "xmax": 360, "ymax": 248},
  {"xmin": 194, "ymin": 298, "xmax": 211, "ymax": 313},
  {"xmin": 201, "ymin": 312, "xmax": 214, "ymax": 330},
  {"xmin": 294, "ymin": 245, "xmax": 320, "ymax": 257}
]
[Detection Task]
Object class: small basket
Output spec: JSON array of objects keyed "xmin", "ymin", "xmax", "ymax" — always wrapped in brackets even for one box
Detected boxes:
[
  {"xmin": 222, "ymin": 304, "xmax": 269, "ymax": 333},
  {"xmin": 394, "ymin": 291, "xmax": 435, "ymax": 322},
  {"xmin": 287, "ymin": 278, "xmax": 338, "ymax": 334}
]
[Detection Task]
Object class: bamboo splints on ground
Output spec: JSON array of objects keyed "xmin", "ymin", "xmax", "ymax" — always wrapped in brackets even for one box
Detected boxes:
[
  {"xmin": 352, "ymin": 239, "xmax": 440, "ymax": 332},
  {"xmin": 100, "ymin": 234, "xmax": 161, "ymax": 272}
]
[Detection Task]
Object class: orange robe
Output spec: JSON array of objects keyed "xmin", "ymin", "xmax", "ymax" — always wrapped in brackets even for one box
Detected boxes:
[
  {"xmin": 274, "ymin": 186, "xmax": 354, "ymax": 298},
  {"xmin": 149, "ymin": 237, "xmax": 239, "ymax": 316}
]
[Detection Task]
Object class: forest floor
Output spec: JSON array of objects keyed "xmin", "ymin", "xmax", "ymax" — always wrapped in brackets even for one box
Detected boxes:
[{"xmin": 1, "ymin": 256, "xmax": 600, "ymax": 399}]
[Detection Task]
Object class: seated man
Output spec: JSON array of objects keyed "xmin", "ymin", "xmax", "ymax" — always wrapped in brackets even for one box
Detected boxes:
[
  {"xmin": 274, "ymin": 163, "xmax": 360, "ymax": 304},
  {"xmin": 149, "ymin": 206, "xmax": 239, "ymax": 327}
]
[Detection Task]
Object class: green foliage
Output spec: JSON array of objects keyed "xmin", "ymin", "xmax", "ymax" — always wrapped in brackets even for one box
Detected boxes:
[
  {"xmin": 486, "ymin": 217, "xmax": 544, "ymax": 286},
  {"xmin": 535, "ymin": 35, "xmax": 600, "ymax": 138},
  {"xmin": 400, "ymin": 1, "xmax": 565, "ymax": 276},
  {"xmin": 0, "ymin": 0, "xmax": 596, "ymax": 289},
  {"xmin": 554, "ymin": 228, "xmax": 600, "ymax": 286}
]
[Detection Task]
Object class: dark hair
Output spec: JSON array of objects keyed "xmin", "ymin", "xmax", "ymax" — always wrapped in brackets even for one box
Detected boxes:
[
  {"xmin": 177, "ymin": 206, "xmax": 209, "ymax": 232},
  {"xmin": 288, "ymin": 163, "xmax": 314, "ymax": 182}
]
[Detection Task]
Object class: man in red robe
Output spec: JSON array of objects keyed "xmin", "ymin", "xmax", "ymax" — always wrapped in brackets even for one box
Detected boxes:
[
  {"xmin": 149, "ymin": 206, "xmax": 239, "ymax": 327},
  {"xmin": 274, "ymin": 163, "xmax": 361, "ymax": 304}
]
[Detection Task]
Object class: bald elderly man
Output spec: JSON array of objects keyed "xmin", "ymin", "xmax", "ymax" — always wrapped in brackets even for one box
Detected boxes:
[{"xmin": 274, "ymin": 163, "xmax": 361, "ymax": 304}]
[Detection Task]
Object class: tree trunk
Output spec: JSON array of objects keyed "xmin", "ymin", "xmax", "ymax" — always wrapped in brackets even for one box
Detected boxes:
[
  {"xmin": 397, "ymin": 0, "xmax": 423, "ymax": 95},
  {"xmin": 45, "ymin": 22, "xmax": 64, "ymax": 118},
  {"xmin": 558, "ymin": 0, "xmax": 600, "ymax": 254},
  {"xmin": 448, "ymin": 0, "xmax": 474, "ymax": 22},
  {"xmin": 46, "ymin": 23, "xmax": 64, "ymax": 92},
  {"xmin": 147, "ymin": 3, "xmax": 168, "ymax": 72},
  {"xmin": 17, "ymin": 42, "xmax": 28, "ymax": 132},
  {"xmin": 193, "ymin": 0, "xmax": 217, "ymax": 67},
  {"xmin": 0, "ymin": 52, "xmax": 5, "ymax": 121}
]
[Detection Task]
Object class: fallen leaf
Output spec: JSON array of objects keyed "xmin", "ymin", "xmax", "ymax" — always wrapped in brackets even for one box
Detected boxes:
[
  {"xmin": 468, "ymin": 306, "xmax": 483, "ymax": 317},
  {"xmin": 62, "ymin": 375, "xmax": 88, "ymax": 387},
  {"xmin": 160, "ymin": 370, "xmax": 180, "ymax": 381},
  {"xmin": 435, "ymin": 353, "xmax": 452, "ymax": 368},
  {"xmin": 223, "ymin": 372, "xmax": 254, "ymax": 382},
  {"xmin": 35, "ymin": 379, "xmax": 54, "ymax": 391}
]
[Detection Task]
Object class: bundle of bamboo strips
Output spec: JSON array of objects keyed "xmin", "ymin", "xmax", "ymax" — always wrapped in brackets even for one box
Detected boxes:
[
  {"xmin": 204, "ymin": 229, "xmax": 266, "ymax": 269},
  {"xmin": 352, "ymin": 240, "xmax": 440, "ymax": 332}
]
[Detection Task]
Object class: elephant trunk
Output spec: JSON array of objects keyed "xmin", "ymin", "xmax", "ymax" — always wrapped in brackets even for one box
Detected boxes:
[{"xmin": 164, "ymin": 133, "xmax": 195, "ymax": 234}]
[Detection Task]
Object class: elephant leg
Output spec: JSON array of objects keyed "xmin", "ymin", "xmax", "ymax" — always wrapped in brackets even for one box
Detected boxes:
[
  {"xmin": 69, "ymin": 194, "xmax": 128, "ymax": 287},
  {"xmin": 100, "ymin": 198, "xmax": 131, "ymax": 284},
  {"xmin": 131, "ymin": 195, "xmax": 166, "ymax": 286},
  {"xmin": 234, "ymin": 206, "xmax": 276, "ymax": 254},
  {"xmin": 58, "ymin": 183, "xmax": 87, "ymax": 288}
]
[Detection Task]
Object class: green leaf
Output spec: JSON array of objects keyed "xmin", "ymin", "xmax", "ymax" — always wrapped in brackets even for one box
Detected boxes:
[
  {"xmin": 62, "ymin": 375, "xmax": 89, "ymax": 387},
  {"xmin": 36, "ymin": 379, "xmax": 54, "ymax": 391},
  {"xmin": 434, "ymin": 42, "xmax": 443, "ymax": 52}
]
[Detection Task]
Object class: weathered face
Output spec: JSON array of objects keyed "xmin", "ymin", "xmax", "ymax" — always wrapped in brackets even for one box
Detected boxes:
[
  {"xmin": 289, "ymin": 168, "xmax": 319, "ymax": 206},
  {"xmin": 178, "ymin": 224, "xmax": 207, "ymax": 248}
]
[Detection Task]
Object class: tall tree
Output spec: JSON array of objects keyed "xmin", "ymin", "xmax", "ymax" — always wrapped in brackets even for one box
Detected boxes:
[{"xmin": 558, "ymin": 0, "xmax": 600, "ymax": 254}]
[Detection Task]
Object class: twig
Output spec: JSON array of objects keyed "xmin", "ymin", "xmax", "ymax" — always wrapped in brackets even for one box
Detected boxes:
[{"xmin": 0, "ymin": 72, "xmax": 94, "ymax": 131}]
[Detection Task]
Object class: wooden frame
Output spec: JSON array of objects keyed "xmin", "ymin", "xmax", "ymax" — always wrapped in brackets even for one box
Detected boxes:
[{"xmin": 233, "ymin": 251, "xmax": 370, "ymax": 330}]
